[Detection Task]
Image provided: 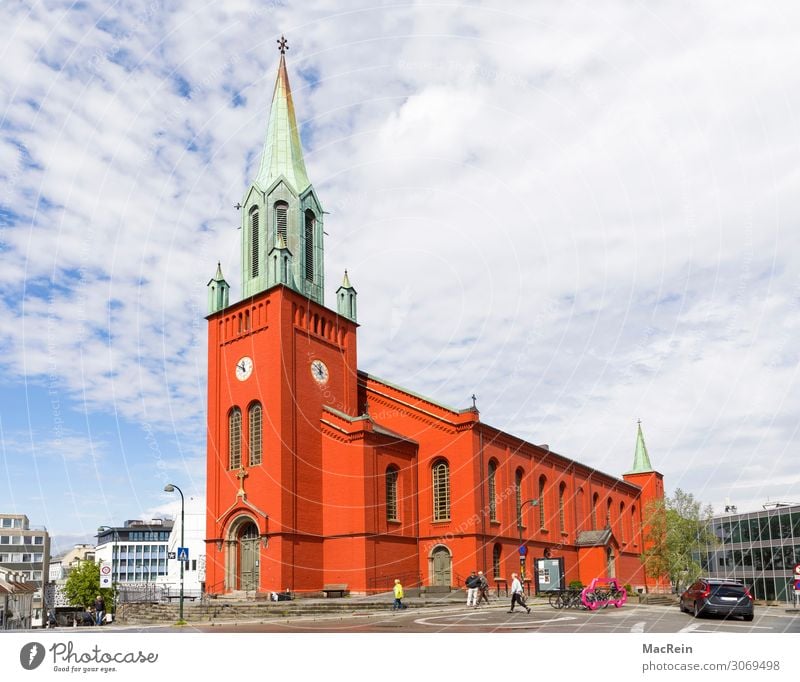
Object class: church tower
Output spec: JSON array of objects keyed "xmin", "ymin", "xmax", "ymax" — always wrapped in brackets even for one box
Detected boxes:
[
  {"xmin": 240, "ymin": 37, "xmax": 325, "ymax": 304},
  {"xmin": 204, "ymin": 38, "xmax": 361, "ymax": 596}
]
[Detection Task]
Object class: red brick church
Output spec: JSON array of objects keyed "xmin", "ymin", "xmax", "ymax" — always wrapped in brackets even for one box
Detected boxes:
[{"xmin": 204, "ymin": 43, "xmax": 665, "ymax": 596}]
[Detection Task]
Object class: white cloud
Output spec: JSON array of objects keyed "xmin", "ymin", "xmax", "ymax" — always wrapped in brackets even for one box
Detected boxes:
[{"xmin": 1, "ymin": 1, "xmax": 798, "ymax": 523}]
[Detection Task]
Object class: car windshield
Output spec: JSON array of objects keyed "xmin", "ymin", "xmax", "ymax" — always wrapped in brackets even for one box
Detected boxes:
[{"xmin": 711, "ymin": 585, "xmax": 746, "ymax": 597}]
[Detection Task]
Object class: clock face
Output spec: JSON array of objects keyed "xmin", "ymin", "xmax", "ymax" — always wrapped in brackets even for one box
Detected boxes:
[
  {"xmin": 235, "ymin": 356, "xmax": 253, "ymax": 381},
  {"xmin": 310, "ymin": 359, "xmax": 329, "ymax": 384}
]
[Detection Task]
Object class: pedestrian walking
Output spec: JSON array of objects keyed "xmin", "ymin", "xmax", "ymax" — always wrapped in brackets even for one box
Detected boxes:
[
  {"xmin": 392, "ymin": 578, "xmax": 406, "ymax": 610},
  {"xmin": 93, "ymin": 595, "xmax": 106, "ymax": 626},
  {"xmin": 465, "ymin": 571, "xmax": 481, "ymax": 607},
  {"xmin": 477, "ymin": 571, "xmax": 490, "ymax": 605},
  {"xmin": 507, "ymin": 573, "xmax": 530, "ymax": 613}
]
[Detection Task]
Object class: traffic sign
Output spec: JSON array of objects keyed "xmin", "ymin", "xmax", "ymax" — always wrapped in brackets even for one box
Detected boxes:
[
  {"xmin": 518, "ymin": 545, "xmax": 528, "ymax": 556},
  {"xmin": 168, "ymin": 551, "xmax": 176, "ymax": 559},
  {"xmin": 177, "ymin": 547, "xmax": 189, "ymax": 562},
  {"xmin": 99, "ymin": 561, "xmax": 112, "ymax": 588}
]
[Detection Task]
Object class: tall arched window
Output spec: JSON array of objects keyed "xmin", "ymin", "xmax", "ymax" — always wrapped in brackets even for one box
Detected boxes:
[
  {"xmin": 631, "ymin": 505, "xmax": 637, "ymax": 546},
  {"xmin": 274, "ymin": 201, "xmax": 288, "ymax": 244},
  {"xmin": 304, "ymin": 210, "xmax": 315, "ymax": 282},
  {"xmin": 538, "ymin": 476, "xmax": 547, "ymax": 529},
  {"xmin": 559, "ymin": 482, "xmax": 567, "ymax": 533},
  {"xmin": 386, "ymin": 466, "xmax": 399, "ymax": 521},
  {"xmin": 492, "ymin": 544, "xmax": 502, "ymax": 579},
  {"xmin": 248, "ymin": 402, "xmax": 262, "ymax": 466},
  {"xmin": 249, "ymin": 206, "xmax": 259, "ymax": 277},
  {"xmin": 488, "ymin": 460, "xmax": 498, "ymax": 522},
  {"xmin": 619, "ymin": 501, "xmax": 626, "ymax": 542},
  {"xmin": 228, "ymin": 407, "xmax": 242, "ymax": 470},
  {"xmin": 606, "ymin": 498, "xmax": 612, "ymax": 528},
  {"xmin": 592, "ymin": 493, "xmax": 600, "ymax": 530},
  {"xmin": 432, "ymin": 459, "xmax": 450, "ymax": 521},
  {"xmin": 515, "ymin": 469, "xmax": 524, "ymax": 528}
]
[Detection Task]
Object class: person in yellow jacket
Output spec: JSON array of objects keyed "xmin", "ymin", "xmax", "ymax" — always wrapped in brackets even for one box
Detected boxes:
[{"xmin": 393, "ymin": 578, "xmax": 406, "ymax": 610}]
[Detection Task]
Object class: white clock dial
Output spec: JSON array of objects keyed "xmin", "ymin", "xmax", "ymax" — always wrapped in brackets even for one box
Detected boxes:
[
  {"xmin": 310, "ymin": 359, "xmax": 329, "ymax": 384},
  {"xmin": 235, "ymin": 356, "xmax": 253, "ymax": 381}
]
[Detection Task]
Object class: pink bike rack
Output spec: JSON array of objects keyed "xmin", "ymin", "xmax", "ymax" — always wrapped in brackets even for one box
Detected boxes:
[{"xmin": 580, "ymin": 578, "xmax": 627, "ymax": 610}]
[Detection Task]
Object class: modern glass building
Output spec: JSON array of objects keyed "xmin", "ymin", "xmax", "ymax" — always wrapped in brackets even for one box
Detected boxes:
[
  {"xmin": 698, "ymin": 503, "xmax": 800, "ymax": 602},
  {"xmin": 95, "ymin": 519, "xmax": 174, "ymax": 584}
]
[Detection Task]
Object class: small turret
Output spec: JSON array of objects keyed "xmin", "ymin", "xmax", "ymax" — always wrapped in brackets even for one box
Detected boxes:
[
  {"xmin": 336, "ymin": 270, "xmax": 357, "ymax": 322},
  {"xmin": 207, "ymin": 262, "xmax": 230, "ymax": 314}
]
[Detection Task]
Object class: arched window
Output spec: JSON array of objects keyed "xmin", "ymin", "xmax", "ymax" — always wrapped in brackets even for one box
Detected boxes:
[
  {"xmin": 515, "ymin": 469, "xmax": 524, "ymax": 528},
  {"xmin": 274, "ymin": 201, "xmax": 288, "ymax": 244},
  {"xmin": 592, "ymin": 493, "xmax": 599, "ymax": 530},
  {"xmin": 559, "ymin": 482, "xmax": 567, "ymax": 534},
  {"xmin": 488, "ymin": 460, "xmax": 498, "ymax": 522},
  {"xmin": 492, "ymin": 544, "xmax": 502, "ymax": 580},
  {"xmin": 631, "ymin": 505, "xmax": 637, "ymax": 546},
  {"xmin": 606, "ymin": 498, "xmax": 612, "ymax": 528},
  {"xmin": 386, "ymin": 466, "xmax": 399, "ymax": 521},
  {"xmin": 432, "ymin": 459, "xmax": 450, "ymax": 521},
  {"xmin": 248, "ymin": 403, "xmax": 262, "ymax": 466},
  {"xmin": 619, "ymin": 501, "xmax": 626, "ymax": 542},
  {"xmin": 538, "ymin": 476, "xmax": 547, "ymax": 529},
  {"xmin": 304, "ymin": 210, "xmax": 315, "ymax": 282},
  {"xmin": 249, "ymin": 206, "xmax": 259, "ymax": 278},
  {"xmin": 228, "ymin": 407, "xmax": 242, "ymax": 470}
]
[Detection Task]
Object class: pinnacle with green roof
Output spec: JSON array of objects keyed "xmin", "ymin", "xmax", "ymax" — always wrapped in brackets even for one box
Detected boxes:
[
  {"xmin": 628, "ymin": 421, "xmax": 654, "ymax": 474},
  {"xmin": 239, "ymin": 37, "xmax": 324, "ymax": 304},
  {"xmin": 207, "ymin": 262, "xmax": 230, "ymax": 314}
]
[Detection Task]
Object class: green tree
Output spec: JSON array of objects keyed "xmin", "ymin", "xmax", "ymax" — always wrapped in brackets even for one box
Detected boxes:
[
  {"xmin": 64, "ymin": 561, "xmax": 114, "ymax": 610},
  {"xmin": 641, "ymin": 488, "xmax": 717, "ymax": 593}
]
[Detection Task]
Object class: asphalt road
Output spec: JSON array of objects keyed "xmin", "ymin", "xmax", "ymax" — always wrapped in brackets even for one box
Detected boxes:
[{"xmin": 103, "ymin": 602, "xmax": 800, "ymax": 634}]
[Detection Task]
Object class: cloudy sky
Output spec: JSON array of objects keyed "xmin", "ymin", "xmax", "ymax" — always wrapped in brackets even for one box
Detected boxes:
[{"xmin": 1, "ymin": 1, "xmax": 799, "ymax": 548}]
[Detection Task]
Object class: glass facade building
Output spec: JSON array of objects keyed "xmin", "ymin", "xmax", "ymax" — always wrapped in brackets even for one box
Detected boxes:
[
  {"xmin": 96, "ymin": 520, "xmax": 174, "ymax": 584},
  {"xmin": 698, "ymin": 504, "xmax": 800, "ymax": 602}
]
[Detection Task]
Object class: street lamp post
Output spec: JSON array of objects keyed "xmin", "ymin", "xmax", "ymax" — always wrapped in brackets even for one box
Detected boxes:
[
  {"xmin": 96, "ymin": 525, "xmax": 118, "ymax": 618},
  {"xmin": 517, "ymin": 499, "xmax": 539, "ymax": 582},
  {"xmin": 164, "ymin": 483, "xmax": 185, "ymax": 623}
]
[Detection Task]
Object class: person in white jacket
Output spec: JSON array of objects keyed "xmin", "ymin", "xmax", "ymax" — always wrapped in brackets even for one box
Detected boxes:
[{"xmin": 508, "ymin": 573, "xmax": 531, "ymax": 613}]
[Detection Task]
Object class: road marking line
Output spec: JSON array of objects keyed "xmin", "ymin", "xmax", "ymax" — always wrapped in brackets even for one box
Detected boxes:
[
  {"xmin": 413, "ymin": 615, "xmax": 576, "ymax": 627},
  {"xmin": 630, "ymin": 621, "xmax": 646, "ymax": 632},
  {"xmin": 678, "ymin": 623, "xmax": 701, "ymax": 633}
]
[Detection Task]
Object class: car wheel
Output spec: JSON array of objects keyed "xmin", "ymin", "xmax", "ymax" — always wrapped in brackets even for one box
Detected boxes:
[
  {"xmin": 693, "ymin": 602, "xmax": 701, "ymax": 618},
  {"xmin": 678, "ymin": 599, "xmax": 685, "ymax": 613},
  {"xmin": 743, "ymin": 614, "xmax": 754, "ymax": 622}
]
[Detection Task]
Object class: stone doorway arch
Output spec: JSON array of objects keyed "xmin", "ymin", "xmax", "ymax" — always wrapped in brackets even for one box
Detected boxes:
[
  {"xmin": 225, "ymin": 515, "xmax": 260, "ymax": 592},
  {"xmin": 429, "ymin": 545, "xmax": 452, "ymax": 588}
]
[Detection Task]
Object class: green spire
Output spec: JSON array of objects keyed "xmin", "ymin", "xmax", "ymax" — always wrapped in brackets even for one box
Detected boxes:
[
  {"xmin": 336, "ymin": 270, "xmax": 357, "ymax": 322},
  {"xmin": 628, "ymin": 420, "xmax": 654, "ymax": 473},
  {"xmin": 207, "ymin": 262, "xmax": 229, "ymax": 314},
  {"xmin": 253, "ymin": 51, "xmax": 311, "ymax": 194}
]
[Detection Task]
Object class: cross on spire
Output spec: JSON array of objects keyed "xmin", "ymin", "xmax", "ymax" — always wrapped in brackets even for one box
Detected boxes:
[{"xmin": 277, "ymin": 36, "xmax": 289, "ymax": 54}]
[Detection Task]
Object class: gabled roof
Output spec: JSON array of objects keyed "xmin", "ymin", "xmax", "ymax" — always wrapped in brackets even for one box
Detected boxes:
[{"xmin": 575, "ymin": 529, "xmax": 612, "ymax": 547}]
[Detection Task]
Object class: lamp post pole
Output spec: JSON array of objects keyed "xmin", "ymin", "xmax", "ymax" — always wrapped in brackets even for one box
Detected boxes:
[
  {"xmin": 164, "ymin": 484, "xmax": 185, "ymax": 623},
  {"xmin": 97, "ymin": 526, "xmax": 118, "ymax": 618},
  {"xmin": 517, "ymin": 499, "xmax": 539, "ymax": 583}
]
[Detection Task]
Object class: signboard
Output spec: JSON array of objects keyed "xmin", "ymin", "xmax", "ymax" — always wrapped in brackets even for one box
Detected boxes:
[
  {"xmin": 794, "ymin": 563, "xmax": 800, "ymax": 592},
  {"xmin": 99, "ymin": 562, "xmax": 112, "ymax": 588},
  {"xmin": 534, "ymin": 557, "xmax": 564, "ymax": 593},
  {"xmin": 518, "ymin": 545, "xmax": 528, "ymax": 556},
  {"xmin": 177, "ymin": 547, "xmax": 189, "ymax": 563},
  {"xmin": 168, "ymin": 552, "xmax": 176, "ymax": 560}
]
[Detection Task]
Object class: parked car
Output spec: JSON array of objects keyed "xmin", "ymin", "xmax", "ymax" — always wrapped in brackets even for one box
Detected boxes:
[{"xmin": 679, "ymin": 578, "xmax": 754, "ymax": 621}]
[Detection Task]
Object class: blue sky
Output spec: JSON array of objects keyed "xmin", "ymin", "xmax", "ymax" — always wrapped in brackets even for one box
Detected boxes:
[{"xmin": 1, "ymin": 1, "xmax": 799, "ymax": 551}]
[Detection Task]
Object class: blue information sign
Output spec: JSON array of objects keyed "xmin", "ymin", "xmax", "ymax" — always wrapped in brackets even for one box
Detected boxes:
[
  {"xmin": 518, "ymin": 545, "xmax": 527, "ymax": 556},
  {"xmin": 177, "ymin": 547, "xmax": 189, "ymax": 562}
]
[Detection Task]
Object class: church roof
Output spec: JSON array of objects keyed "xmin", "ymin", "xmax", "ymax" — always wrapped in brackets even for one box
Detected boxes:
[
  {"xmin": 575, "ymin": 529, "xmax": 612, "ymax": 547},
  {"xmin": 626, "ymin": 421, "xmax": 654, "ymax": 474},
  {"xmin": 253, "ymin": 52, "xmax": 311, "ymax": 194}
]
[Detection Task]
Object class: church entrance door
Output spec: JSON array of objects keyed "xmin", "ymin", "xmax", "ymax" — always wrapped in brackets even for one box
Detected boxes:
[
  {"xmin": 239, "ymin": 522, "xmax": 259, "ymax": 591},
  {"xmin": 432, "ymin": 547, "xmax": 451, "ymax": 587}
]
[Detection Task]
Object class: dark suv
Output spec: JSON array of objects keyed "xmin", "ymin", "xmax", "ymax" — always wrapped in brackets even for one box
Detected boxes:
[{"xmin": 679, "ymin": 579, "xmax": 754, "ymax": 621}]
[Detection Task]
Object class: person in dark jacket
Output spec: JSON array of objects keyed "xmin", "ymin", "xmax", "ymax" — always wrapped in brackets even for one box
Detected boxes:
[{"xmin": 465, "ymin": 571, "xmax": 481, "ymax": 607}]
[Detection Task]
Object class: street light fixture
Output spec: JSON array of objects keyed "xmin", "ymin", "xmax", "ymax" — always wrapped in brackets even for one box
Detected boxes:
[
  {"xmin": 517, "ymin": 499, "xmax": 539, "ymax": 582},
  {"xmin": 163, "ymin": 483, "xmax": 185, "ymax": 623},
  {"xmin": 96, "ymin": 525, "xmax": 118, "ymax": 619}
]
